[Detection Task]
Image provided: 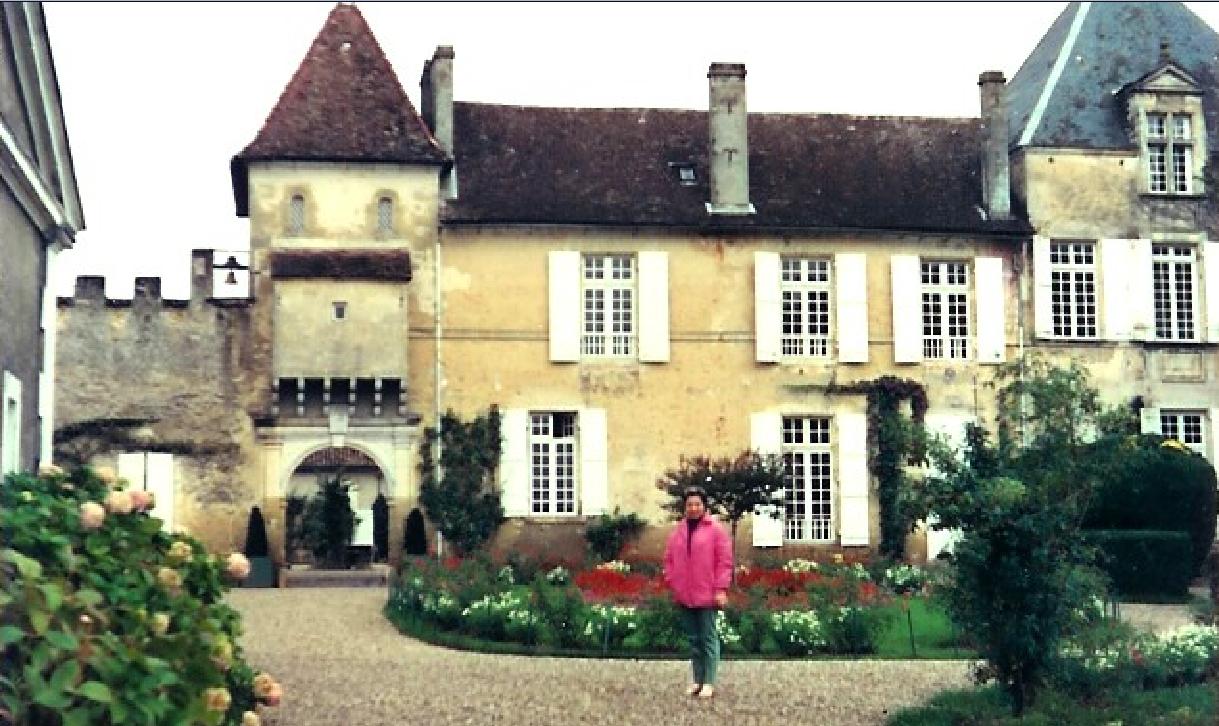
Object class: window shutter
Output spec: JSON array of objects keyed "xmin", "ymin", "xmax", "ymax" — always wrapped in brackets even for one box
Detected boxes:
[
  {"xmin": 1139, "ymin": 406, "xmax": 1161, "ymax": 435},
  {"xmin": 1130, "ymin": 240, "xmax": 1155, "ymax": 341},
  {"xmin": 1, "ymin": 371, "xmax": 22, "ymax": 475},
  {"xmin": 116, "ymin": 452, "xmax": 145, "ymax": 489},
  {"xmin": 144, "ymin": 453, "xmax": 175, "ymax": 531},
  {"xmin": 837, "ymin": 412, "xmax": 869, "ymax": 546},
  {"xmin": 499, "ymin": 409, "xmax": 530, "ymax": 516},
  {"xmin": 548, "ymin": 251, "xmax": 580, "ymax": 362},
  {"xmin": 1203, "ymin": 242, "xmax": 1219, "ymax": 343},
  {"xmin": 754, "ymin": 251, "xmax": 781, "ymax": 363},
  {"xmin": 749, "ymin": 411, "xmax": 783, "ymax": 547},
  {"xmin": 1210, "ymin": 409, "xmax": 1219, "ymax": 465},
  {"xmin": 1033, "ymin": 237, "xmax": 1054, "ymax": 339},
  {"xmin": 637, "ymin": 251, "xmax": 670, "ymax": 362},
  {"xmin": 1100, "ymin": 239, "xmax": 1133, "ymax": 340},
  {"xmin": 890, "ymin": 255, "xmax": 921, "ymax": 363},
  {"xmin": 974, "ymin": 257, "xmax": 1006, "ymax": 363},
  {"xmin": 921, "ymin": 413, "xmax": 973, "ymax": 558},
  {"xmin": 835, "ymin": 253, "xmax": 869, "ymax": 363},
  {"xmin": 579, "ymin": 408, "xmax": 608, "ymax": 516}
]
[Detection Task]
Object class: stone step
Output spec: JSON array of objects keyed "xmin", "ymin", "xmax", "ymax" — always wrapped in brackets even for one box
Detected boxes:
[{"xmin": 278, "ymin": 565, "xmax": 391, "ymax": 588}]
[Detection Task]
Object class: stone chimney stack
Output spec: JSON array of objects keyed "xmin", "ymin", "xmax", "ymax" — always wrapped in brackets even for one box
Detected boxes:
[
  {"xmin": 706, "ymin": 63, "xmax": 755, "ymax": 215},
  {"xmin": 978, "ymin": 71, "xmax": 1011, "ymax": 220},
  {"xmin": 421, "ymin": 46, "xmax": 455, "ymax": 198}
]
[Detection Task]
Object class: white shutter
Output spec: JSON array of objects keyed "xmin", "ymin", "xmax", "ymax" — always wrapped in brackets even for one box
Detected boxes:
[
  {"xmin": 922, "ymin": 412, "xmax": 973, "ymax": 560},
  {"xmin": 890, "ymin": 254, "xmax": 922, "ymax": 363},
  {"xmin": 837, "ymin": 412, "xmax": 870, "ymax": 546},
  {"xmin": 1033, "ymin": 236, "xmax": 1054, "ymax": 339},
  {"xmin": 116, "ymin": 452, "xmax": 145, "ymax": 489},
  {"xmin": 499, "ymin": 409, "xmax": 530, "ymax": 516},
  {"xmin": 637, "ymin": 251, "xmax": 670, "ymax": 362},
  {"xmin": 974, "ymin": 257, "xmax": 1006, "ymax": 363},
  {"xmin": 548, "ymin": 251, "xmax": 580, "ymax": 362},
  {"xmin": 1, "ymin": 371, "xmax": 21, "ymax": 475},
  {"xmin": 1100, "ymin": 239, "xmax": 1133, "ymax": 340},
  {"xmin": 835, "ymin": 253, "xmax": 869, "ymax": 363},
  {"xmin": 1139, "ymin": 406, "xmax": 1161, "ymax": 435},
  {"xmin": 749, "ymin": 411, "xmax": 784, "ymax": 547},
  {"xmin": 754, "ymin": 251, "xmax": 781, "ymax": 363},
  {"xmin": 1209, "ymin": 409, "xmax": 1219, "ymax": 465},
  {"xmin": 1203, "ymin": 242, "xmax": 1219, "ymax": 342},
  {"xmin": 144, "ymin": 452, "xmax": 175, "ymax": 530},
  {"xmin": 1129, "ymin": 240, "xmax": 1155, "ymax": 341},
  {"xmin": 579, "ymin": 408, "xmax": 608, "ymax": 516}
]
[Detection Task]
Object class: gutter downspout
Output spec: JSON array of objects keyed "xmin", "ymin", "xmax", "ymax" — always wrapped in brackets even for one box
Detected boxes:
[{"xmin": 433, "ymin": 218, "xmax": 444, "ymax": 559}]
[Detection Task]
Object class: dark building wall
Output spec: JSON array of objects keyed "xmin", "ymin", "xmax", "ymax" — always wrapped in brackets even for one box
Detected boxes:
[{"xmin": 0, "ymin": 179, "xmax": 44, "ymax": 472}]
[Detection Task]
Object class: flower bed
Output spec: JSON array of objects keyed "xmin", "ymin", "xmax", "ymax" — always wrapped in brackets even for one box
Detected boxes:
[{"xmin": 386, "ymin": 555, "xmax": 910, "ymax": 657}]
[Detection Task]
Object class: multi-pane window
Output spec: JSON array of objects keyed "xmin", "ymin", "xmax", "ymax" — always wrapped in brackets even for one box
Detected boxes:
[
  {"xmin": 1147, "ymin": 112, "xmax": 1193, "ymax": 194},
  {"xmin": 288, "ymin": 194, "xmax": 305, "ymax": 235},
  {"xmin": 582, "ymin": 254, "xmax": 635, "ymax": 357},
  {"xmin": 1161, "ymin": 410, "xmax": 1206, "ymax": 456},
  {"xmin": 781, "ymin": 416, "xmax": 833, "ymax": 542},
  {"xmin": 377, "ymin": 197, "xmax": 394, "ymax": 234},
  {"xmin": 1049, "ymin": 241, "xmax": 1098, "ymax": 338},
  {"xmin": 921, "ymin": 261, "xmax": 970, "ymax": 360},
  {"xmin": 1152, "ymin": 244, "xmax": 1197, "ymax": 340},
  {"xmin": 780, "ymin": 257, "xmax": 831, "ymax": 357},
  {"xmin": 528, "ymin": 412, "xmax": 577, "ymax": 515}
]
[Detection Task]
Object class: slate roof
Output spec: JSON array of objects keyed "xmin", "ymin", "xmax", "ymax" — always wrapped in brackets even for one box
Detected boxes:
[
  {"xmin": 446, "ymin": 104, "xmax": 1030, "ymax": 235},
  {"xmin": 231, "ymin": 3, "xmax": 445, "ymax": 216},
  {"xmin": 1007, "ymin": 1, "xmax": 1219, "ymax": 150}
]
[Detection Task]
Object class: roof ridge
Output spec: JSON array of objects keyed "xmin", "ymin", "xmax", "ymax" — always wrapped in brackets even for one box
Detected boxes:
[{"xmin": 456, "ymin": 101, "xmax": 978, "ymax": 123}]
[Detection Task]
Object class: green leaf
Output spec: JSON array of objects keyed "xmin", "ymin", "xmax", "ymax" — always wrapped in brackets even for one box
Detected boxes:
[
  {"xmin": 74, "ymin": 588, "xmax": 104, "ymax": 607},
  {"xmin": 29, "ymin": 608, "xmax": 50, "ymax": 635},
  {"xmin": 45, "ymin": 629, "xmax": 79, "ymax": 651},
  {"xmin": 108, "ymin": 698, "xmax": 129, "ymax": 724},
  {"xmin": 63, "ymin": 708, "xmax": 93, "ymax": 726},
  {"xmin": 49, "ymin": 659, "xmax": 80, "ymax": 691},
  {"xmin": 0, "ymin": 624, "xmax": 23, "ymax": 646},
  {"xmin": 1, "ymin": 549, "xmax": 41, "ymax": 579},
  {"xmin": 33, "ymin": 686, "xmax": 70, "ymax": 709},
  {"xmin": 0, "ymin": 590, "xmax": 13, "ymax": 606},
  {"xmin": 76, "ymin": 680, "xmax": 112, "ymax": 703},
  {"xmin": 39, "ymin": 582, "xmax": 64, "ymax": 612}
]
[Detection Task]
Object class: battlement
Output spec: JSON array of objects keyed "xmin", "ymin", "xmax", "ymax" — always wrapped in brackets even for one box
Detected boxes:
[{"xmin": 57, "ymin": 249, "xmax": 252, "ymax": 309}]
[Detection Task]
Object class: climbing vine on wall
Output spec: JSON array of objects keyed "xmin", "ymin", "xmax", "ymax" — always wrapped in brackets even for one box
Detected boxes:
[
  {"xmin": 832, "ymin": 376, "xmax": 928, "ymax": 559},
  {"xmin": 418, "ymin": 406, "xmax": 504, "ymax": 555}
]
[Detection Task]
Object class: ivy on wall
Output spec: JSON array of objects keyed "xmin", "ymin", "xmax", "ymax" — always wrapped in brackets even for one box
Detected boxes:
[
  {"xmin": 831, "ymin": 376, "xmax": 928, "ymax": 559},
  {"xmin": 417, "ymin": 407, "xmax": 504, "ymax": 555}
]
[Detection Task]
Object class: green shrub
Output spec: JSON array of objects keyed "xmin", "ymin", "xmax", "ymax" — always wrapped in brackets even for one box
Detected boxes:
[
  {"xmin": 821, "ymin": 605, "xmax": 888, "ymax": 654},
  {"xmin": 299, "ymin": 477, "xmax": 358, "ymax": 567},
  {"xmin": 241, "ymin": 506, "xmax": 269, "ymax": 558},
  {"xmin": 0, "ymin": 467, "xmax": 278, "ymax": 725},
  {"xmin": 372, "ymin": 493, "xmax": 389, "ymax": 561},
  {"xmin": 623, "ymin": 596, "xmax": 684, "ymax": 652},
  {"xmin": 418, "ymin": 408, "xmax": 504, "ymax": 555},
  {"xmin": 583, "ymin": 508, "xmax": 646, "ymax": 563},
  {"xmin": 1087, "ymin": 530, "xmax": 1193, "ymax": 598},
  {"xmin": 528, "ymin": 577, "xmax": 587, "ymax": 649},
  {"xmin": 1084, "ymin": 436, "xmax": 1217, "ymax": 574}
]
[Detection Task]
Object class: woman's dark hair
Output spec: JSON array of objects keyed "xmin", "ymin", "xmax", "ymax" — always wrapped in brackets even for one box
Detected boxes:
[{"xmin": 683, "ymin": 486, "xmax": 709, "ymax": 507}]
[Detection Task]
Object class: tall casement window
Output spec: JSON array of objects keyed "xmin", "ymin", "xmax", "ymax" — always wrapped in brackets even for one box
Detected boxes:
[
  {"xmin": 288, "ymin": 194, "xmax": 305, "ymax": 235},
  {"xmin": 528, "ymin": 412, "xmax": 577, "ymax": 515},
  {"xmin": 1049, "ymin": 241, "xmax": 1098, "ymax": 338},
  {"xmin": 781, "ymin": 416, "xmax": 833, "ymax": 542},
  {"xmin": 582, "ymin": 254, "xmax": 635, "ymax": 357},
  {"xmin": 781, "ymin": 257, "xmax": 831, "ymax": 357},
  {"xmin": 377, "ymin": 197, "xmax": 394, "ymax": 234},
  {"xmin": 1161, "ymin": 410, "xmax": 1206, "ymax": 456},
  {"xmin": 1147, "ymin": 112, "xmax": 1194, "ymax": 194},
  {"xmin": 921, "ymin": 261, "xmax": 970, "ymax": 360},
  {"xmin": 1152, "ymin": 243, "xmax": 1197, "ymax": 340}
]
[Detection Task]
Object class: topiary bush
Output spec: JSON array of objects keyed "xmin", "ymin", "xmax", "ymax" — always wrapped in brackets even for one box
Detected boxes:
[
  {"xmin": 372, "ymin": 493, "xmax": 389, "ymax": 562},
  {"xmin": 1087, "ymin": 529, "xmax": 1194, "ymax": 598},
  {"xmin": 0, "ymin": 465, "xmax": 281, "ymax": 725},
  {"xmin": 1084, "ymin": 436, "xmax": 1217, "ymax": 575},
  {"xmin": 242, "ymin": 506, "xmax": 269, "ymax": 558}
]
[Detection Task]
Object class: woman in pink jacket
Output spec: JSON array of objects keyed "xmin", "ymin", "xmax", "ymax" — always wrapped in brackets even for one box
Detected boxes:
[{"xmin": 662, "ymin": 486, "xmax": 734, "ymax": 699}]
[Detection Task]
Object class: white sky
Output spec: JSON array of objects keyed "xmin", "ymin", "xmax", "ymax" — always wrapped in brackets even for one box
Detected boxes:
[{"xmin": 42, "ymin": 1, "xmax": 1219, "ymax": 299}]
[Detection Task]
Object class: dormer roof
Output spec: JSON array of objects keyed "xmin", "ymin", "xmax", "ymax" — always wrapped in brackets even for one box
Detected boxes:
[
  {"xmin": 1120, "ymin": 60, "xmax": 1202, "ymax": 97},
  {"xmin": 230, "ymin": 3, "xmax": 446, "ymax": 217}
]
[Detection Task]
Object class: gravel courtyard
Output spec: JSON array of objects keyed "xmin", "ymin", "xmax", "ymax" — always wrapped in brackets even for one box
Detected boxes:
[{"xmin": 228, "ymin": 588, "xmax": 972, "ymax": 726}]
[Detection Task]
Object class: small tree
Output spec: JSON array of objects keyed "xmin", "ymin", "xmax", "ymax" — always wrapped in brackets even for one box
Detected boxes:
[
  {"xmin": 418, "ymin": 407, "xmax": 504, "ymax": 555},
  {"xmin": 300, "ymin": 477, "xmax": 358, "ymax": 568},
  {"xmin": 242, "ymin": 505, "xmax": 270, "ymax": 558},
  {"xmin": 657, "ymin": 450, "xmax": 785, "ymax": 546},
  {"xmin": 372, "ymin": 493, "xmax": 389, "ymax": 562}
]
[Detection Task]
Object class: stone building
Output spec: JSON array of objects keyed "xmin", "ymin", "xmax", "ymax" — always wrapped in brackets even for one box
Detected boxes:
[
  {"xmin": 0, "ymin": 2, "xmax": 83, "ymax": 477},
  {"xmin": 55, "ymin": 1, "xmax": 1219, "ymax": 563}
]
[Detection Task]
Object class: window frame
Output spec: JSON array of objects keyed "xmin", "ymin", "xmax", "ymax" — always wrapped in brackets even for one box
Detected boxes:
[
  {"xmin": 581, "ymin": 253, "xmax": 636, "ymax": 359},
  {"xmin": 1146, "ymin": 111, "xmax": 1194, "ymax": 195},
  {"xmin": 1151, "ymin": 243, "xmax": 1198, "ymax": 341},
  {"xmin": 527, "ymin": 411, "xmax": 579, "ymax": 516},
  {"xmin": 779, "ymin": 257, "xmax": 832, "ymax": 359},
  {"xmin": 377, "ymin": 196, "xmax": 394, "ymax": 235},
  {"xmin": 920, "ymin": 260, "xmax": 971, "ymax": 361},
  {"xmin": 1048, "ymin": 241, "xmax": 1099, "ymax": 339},
  {"xmin": 1160, "ymin": 409, "xmax": 1207, "ymax": 456},
  {"xmin": 287, "ymin": 194, "xmax": 306, "ymax": 235},
  {"xmin": 780, "ymin": 415, "xmax": 834, "ymax": 543}
]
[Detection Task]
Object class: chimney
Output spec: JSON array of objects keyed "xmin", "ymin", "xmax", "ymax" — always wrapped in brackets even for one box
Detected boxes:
[
  {"xmin": 421, "ymin": 46, "xmax": 455, "ymax": 198},
  {"xmin": 978, "ymin": 71, "xmax": 1011, "ymax": 220},
  {"xmin": 191, "ymin": 249, "xmax": 214, "ymax": 304},
  {"xmin": 706, "ymin": 63, "xmax": 754, "ymax": 216}
]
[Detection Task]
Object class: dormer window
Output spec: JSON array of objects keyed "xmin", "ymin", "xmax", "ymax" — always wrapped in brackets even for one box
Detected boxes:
[
  {"xmin": 288, "ymin": 194, "xmax": 305, "ymax": 235},
  {"xmin": 1147, "ymin": 112, "xmax": 1193, "ymax": 194},
  {"xmin": 667, "ymin": 161, "xmax": 698, "ymax": 187}
]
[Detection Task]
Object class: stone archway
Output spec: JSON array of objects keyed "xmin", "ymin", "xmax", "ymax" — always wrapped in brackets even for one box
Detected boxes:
[{"xmin": 285, "ymin": 445, "xmax": 388, "ymax": 564}]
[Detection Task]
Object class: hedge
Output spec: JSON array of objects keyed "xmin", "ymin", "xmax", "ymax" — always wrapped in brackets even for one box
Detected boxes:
[{"xmin": 1087, "ymin": 529, "xmax": 1193, "ymax": 598}]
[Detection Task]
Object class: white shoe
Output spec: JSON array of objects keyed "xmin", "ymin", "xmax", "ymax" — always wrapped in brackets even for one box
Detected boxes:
[
  {"xmin": 698, "ymin": 685, "xmax": 715, "ymax": 699},
  {"xmin": 686, "ymin": 683, "xmax": 702, "ymax": 697}
]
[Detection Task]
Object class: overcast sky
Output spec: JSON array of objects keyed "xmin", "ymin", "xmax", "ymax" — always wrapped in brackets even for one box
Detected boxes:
[{"xmin": 42, "ymin": 2, "xmax": 1219, "ymax": 299}]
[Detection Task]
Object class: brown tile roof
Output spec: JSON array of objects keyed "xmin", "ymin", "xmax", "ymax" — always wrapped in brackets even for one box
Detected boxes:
[
  {"xmin": 270, "ymin": 250, "xmax": 411, "ymax": 282},
  {"xmin": 446, "ymin": 104, "xmax": 1031, "ymax": 235},
  {"xmin": 231, "ymin": 3, "xmax": 446, "ymax": 216},
  {"xmin": 299, "ymin": 446, "xmax": 378, "ymax": 469}
]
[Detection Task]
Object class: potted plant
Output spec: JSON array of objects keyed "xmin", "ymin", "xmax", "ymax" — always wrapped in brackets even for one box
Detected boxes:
[{"xmin": 242, "ymin": 506, "xmax": 277, "ymax": 587}]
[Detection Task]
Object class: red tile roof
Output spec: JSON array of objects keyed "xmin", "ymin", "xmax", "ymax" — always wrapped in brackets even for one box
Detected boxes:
[
  {"xmin": 231, "ymin": 3, "xmax": 446, "ymax": 216},
  {"xmin": 299, "ymin": 446, "xmax": 378, "ymax": 469}
]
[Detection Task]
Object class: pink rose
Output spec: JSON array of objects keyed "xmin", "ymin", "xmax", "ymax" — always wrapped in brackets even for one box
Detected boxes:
[
  {"xmin": 264, "ymin": 683, "xmax": 282, "ymax": 707},
  {"xmin": 157, "ymin": 567, "xmax": 182, "ymax": 590},
  {"xmin": 105, "ymin": 490, "xmax": 133, "ymax": 515},
  {"xmin": 226, "ymin": 553, "xmax": 251, "ymax": 581},
  {"xmin": 253, "ymin": 673, "xmax": 276, "ymax": 698},
  {"xmin": 130, "ymin": 490, "xmax": 154, "ymax": 513},
  {"xmin": 93, "ymin": 466, "xmax": 117, "ymax": 487},
  {"xmin": 203, "ymin": 687, "xmax": 231, "ymax": 713},
  {"xmin": 80, "ymin": 501, "xmax": 106, "ymax": 530}
]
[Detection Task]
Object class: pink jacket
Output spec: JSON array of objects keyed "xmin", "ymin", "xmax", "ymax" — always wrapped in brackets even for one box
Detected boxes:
[{"xmin": 662, "ymin": 516, "xmax": 734, "ymax": 608}]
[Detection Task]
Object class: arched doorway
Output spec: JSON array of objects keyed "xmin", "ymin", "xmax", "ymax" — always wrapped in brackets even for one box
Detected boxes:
[{"xmin": 285, "ymin": 445, "xmax": 388, "ymax": 565}]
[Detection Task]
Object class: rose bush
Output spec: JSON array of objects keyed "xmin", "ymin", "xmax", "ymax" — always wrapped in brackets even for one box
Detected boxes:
[{"xmin": 0, "ymin": 465, "xmax": 280, "ymax": 725}]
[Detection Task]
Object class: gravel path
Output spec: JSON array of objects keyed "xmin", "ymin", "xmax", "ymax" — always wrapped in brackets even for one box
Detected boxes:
[{"xmin": 227, "ymin": 588, "xmax": 971, "ymax": 726}]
